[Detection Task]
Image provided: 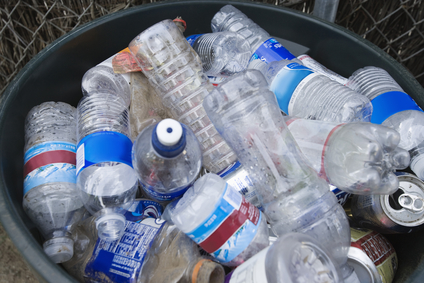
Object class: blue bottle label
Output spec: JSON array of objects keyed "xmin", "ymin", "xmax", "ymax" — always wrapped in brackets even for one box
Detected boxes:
[
  {"xmin": 186, "ymin": 34, "xmax": 204, "ymax": 46},
  {"xmin": 250, "ymin": 38, "xmax": 296, "ymax": 63},
  {"xmin": 185, "ymin": 184, "xmax": 262, "ymax": 263},
  {"xmin": 370, "ymin": 91, "xmax": 423, "ymax": 124},
  {"xmin": 76, "ymin": 131, "xmax": 133, "ymax": 176},
  {"xmin": 23, "ymin": 141, "xmax": 76, "ymax": 195},
  {"xmin": 330, "ymin": 185, "xmax": 351, "ymax": 206},
  {"xmin": 139, "ymin": 181, "xmax": 191, "ymax": 202},
  {"xmin": 124, "ymin": 199, "xmax": 163, "ymax": 222},
  {"xmin": 84, "ymin": 218, "xmax": 165, "ymax": 283},
  {"xmin": 269, "ymin": 63, "xmax": 314, "ymax": 114}
]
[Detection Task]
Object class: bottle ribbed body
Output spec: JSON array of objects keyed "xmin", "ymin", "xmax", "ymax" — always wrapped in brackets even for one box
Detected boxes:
[{"xmin": 128, "ymin": 19, "xmax": 237, "ymax": 173}]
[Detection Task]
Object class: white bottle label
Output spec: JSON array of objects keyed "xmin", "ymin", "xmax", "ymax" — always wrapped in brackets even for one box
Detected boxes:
[
  {"xmin": 228, "ymin": 246, "xmax": 269, "ymax": 283},
  {"xmin": 288, "ymin": 72, "xmax": 321, "ymax": 115},
  {"xmin": 297, "ymin": 54, "xmax": 348, "ymax": 85}
]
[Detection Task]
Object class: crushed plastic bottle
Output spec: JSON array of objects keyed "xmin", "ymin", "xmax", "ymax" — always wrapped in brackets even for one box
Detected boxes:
[
  {"xmin": 225, "ymin": 233, "xmax": 343, "ymax": 283},
  {"xmin": 248, "ymin": 59, "xmax": 372, "ymax": 123},
  {"xmin": 211, "ymin": 4, "xmax": 300, "ymax": 64},
  {"xmin": 203, "ymin": 69, "xmax": 358, "ymax": 282},
  {"xmin": 76, "ymin": 93, "xmax": 138, "ymax": 241},
  {"xmin": 283, "ymin": 116, "xmax": 410, "ymax": 194},
  {"xmin": 163, "ymin": 173, "xmax": 269, "ymax": 266},
  {"xmin": 23, "ymin": 102, "xmax": 85, "ymax": 263},
  {"xmin": 132, "ymin": 118, "xmax": 203, "ymax": 202},
  {"xmin": 186, "ymin": 31, "xmax": 251, "ymax": 77},
  {"xmin": 128, "ymin": 19, "xmax": 237, "ymax": 173}
]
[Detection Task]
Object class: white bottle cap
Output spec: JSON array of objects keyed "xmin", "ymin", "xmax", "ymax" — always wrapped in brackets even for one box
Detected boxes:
[
  {"xmin": 96, "ymin": 213, "xmax": 127, "ymax": 242},
  {"xmin": 156, "ymin": 119, "xmax": 183, "ymax": 146},
  {"xmin": 411, "ymin": 154, "xmax": 424, "ymax": 180}
]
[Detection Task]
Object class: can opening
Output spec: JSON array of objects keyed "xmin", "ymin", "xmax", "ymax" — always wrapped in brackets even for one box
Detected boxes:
[{"xmin": 389, "ymin": 189, "xmax": 405, "ymax": 210}]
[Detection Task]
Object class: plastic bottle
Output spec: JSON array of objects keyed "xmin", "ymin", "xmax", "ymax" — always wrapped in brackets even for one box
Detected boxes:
[
  {"xmin": 186, "ymin": 31, "xmax": 251, "ymax": 77},
  {"xmin": 248, "ymin": 59, "xmax": 372, "ymax": 123},
  {"xmin": 283, "ymin": 116, "xmax": 410, "ymax": 194},
  {"xmin": 203, "ymin": 69, "xmax": 358, "ymax": 282},
  {"xmin": 138, "ymin": 224, "xmax": 225, "ymax": 283},
  {"xmin": 132, "ymin": 118, "xmax": 203, "ymax": 202},
  {"xmin": 23, "ymin": 102, "xmax": 85, "ymax": 263},
  {"xmin": 225, "ymin": 232, "xmax": 343, "ymax": 283},
  {"xmin": 76, "ymin": 93, "xmax": 138, "ymax": 241},
  {"xmin": 346, "ymin": 66, "xmax": 424, "ymax": 178},
  {"xmin": 297, "ymin": 54, "xmax": 348, "ymax": 85},
  {"xmin": 128, "ymin": 19, "xmax": 237, "ymax": 173},
  {"xmin": 163, "ymin": 173, "xmax": 269, "ymax": 266},
  {"xmin": 81, "ymin": 53, "xmax": 131, "ymax": 107},
  {"xmin": 211, "ymin": 5, "xmax": 300, "ymax": 64}
]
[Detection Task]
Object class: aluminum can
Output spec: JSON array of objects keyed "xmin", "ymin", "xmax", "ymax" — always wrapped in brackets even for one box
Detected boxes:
[
  {"xmin": 348, "ymin": 227, "xmax": 397, "ymax": 283},
  {"xmin": 351, "ymin": 172, "xmax": 424, "ymax": 234}
]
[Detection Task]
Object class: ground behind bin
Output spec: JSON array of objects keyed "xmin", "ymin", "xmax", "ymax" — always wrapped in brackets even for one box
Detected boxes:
[{"xmin": 0, "ymin": 222, "xmax": 38, "ymax": 282}]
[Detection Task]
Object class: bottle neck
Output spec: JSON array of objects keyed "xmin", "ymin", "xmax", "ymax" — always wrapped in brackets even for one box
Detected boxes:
[{"xmin": 189, "ymin": 258, "xmax": 225, "ymax": 283}]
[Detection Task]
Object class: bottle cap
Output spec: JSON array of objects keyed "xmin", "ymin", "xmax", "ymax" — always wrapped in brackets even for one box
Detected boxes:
[
  {"xmin": 411, "ymin": 154, "xmax": 424, "ymax": 180},
  {"xmin": 152, "ymin": 119, "xmax": 186, "ymax": 158},
  {"xmin": 43, "ymin": 237, "xmax": 74, "ymax": 264},
  {"xmin": 96, "ymin": 213, "xmax": 127, "ymax": 242}
]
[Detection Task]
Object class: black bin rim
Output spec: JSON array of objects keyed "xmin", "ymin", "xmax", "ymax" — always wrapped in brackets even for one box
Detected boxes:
[{"xmin": 0, "ymin": 1, "xmax": 423, "ymax": 282}]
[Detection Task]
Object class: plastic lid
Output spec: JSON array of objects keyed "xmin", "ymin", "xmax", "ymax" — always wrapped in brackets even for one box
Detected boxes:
[
  {"xmin": 96, "ymin": 213, "xmax": 127, "ymax": 242},
  {"xmin": 152, "ymin": 119, "xmax": 186, "ymax": 158},
  {"xmin": 411, "ymin": 154, "xmax": 424, "ymax": 180},
  {"xmin": 43, "ymin": 237, "xmax": 74, "ymax": 264}
]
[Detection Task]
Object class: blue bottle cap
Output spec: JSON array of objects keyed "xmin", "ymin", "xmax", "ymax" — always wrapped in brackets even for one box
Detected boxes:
[{"xmin": 152, "ymin": 119, "xmax": 186, "ymax": 158}]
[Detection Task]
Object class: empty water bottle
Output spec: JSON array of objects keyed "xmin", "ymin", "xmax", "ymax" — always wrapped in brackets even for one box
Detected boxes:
[
  {"xmin": 211, "ymin": 5, "xmax": 299, "ymax": 64},
  {"xmin": 163, "ymin": 173, "xmax": 269, "ymax": 266},
  {"xmin": 203, "ymin": 69, "xmax": 359, "ymax": 282},
  {"xmin": 248, "ymin": 59, "xmax": 372, "ymax": 123},
  {"xmin": 346, "ymin": 66, "xmax": 424, "ymax": 178},
  {"xmin": 186, "ymin": 31, "xmax": 251, "ymax": 77},
  {"xmin": 128, "ymin": 19, "xmax": 237, "ymax": 173},
  {"xmin": 81, "ymin": 53, "xmax": 131, "ymax": 107},
  {"xmin": 76, "ymin": 93, "xmax": 138, "ymax": 241},
  {"xmin": 225, "ymin": 233, "xmax": 343, "ymax": 283},
  {"xmin": 132, "ymin": 118, "xmax": 202, "ymax": 202},
  {"xmin": 23, "ymin": 102, "xmax": 85, "ymax": 263},
  {"xmin": 284, "ymin": 117, "xmax": 410, "ymax": 194}
]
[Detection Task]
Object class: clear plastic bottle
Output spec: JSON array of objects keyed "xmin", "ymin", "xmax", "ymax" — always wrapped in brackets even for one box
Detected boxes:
[
  {"xmin": 186, "ymin": 31, "xmax": 251, "ymax": 77},
  {"xmin": 248, "ymin": 59, "xmax": 372, "ymax": 123},
  {"xmin": 76, "ymin": 93, "xmax": 138, "ymax": 241},
  {"xmin": 225, "ymin": 232, "xmax": 343, "ymax": 283},
  {"xmin": 138, "ymin": 224, "xmax": 225, "ymax": 283},
  {"xmin": 163, "ymin": 173, "xmax": 269, "ymax": 267},
  {"xmin": 23, "ymin": 102, "xmax": 85, "ymax": 263},
  {"xmin": 346, "ymin": 66, "xmax": 424, "ymax": 178},
  {"xmin": 203, "ymin": 69, "xmax": 358, "ymax": 282},
  {"xmin": 132, "ymin": 118, "xmax": 203, "ymax": 202},
  {"xmin": 128, "ymin": 19, "xmax": 237, "ymax": 173},
  {"xmin": 283, "ymin": 117, "xmax": 410, "ymax": 194},
  {"xmin": 81, "ymin": 54, "xmax": 131, "ymax": 107},
  {"xmin": 382, "ymin": 110, "xmax": 424, "ymax": 179},
  {"xmin": 211, "ymin": 4, "xmax": 300, "ymax": 64}
]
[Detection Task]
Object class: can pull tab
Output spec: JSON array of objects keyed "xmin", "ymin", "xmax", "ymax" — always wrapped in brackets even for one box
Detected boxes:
[{"xmin": 398, "ymin": 193, "xmax": 424, "ymax": 212}]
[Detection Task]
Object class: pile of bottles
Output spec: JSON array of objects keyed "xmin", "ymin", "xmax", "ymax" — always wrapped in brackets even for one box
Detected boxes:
[{"xmin": 23, "ymin": 4, "xmax": 424, "ymax": 283}]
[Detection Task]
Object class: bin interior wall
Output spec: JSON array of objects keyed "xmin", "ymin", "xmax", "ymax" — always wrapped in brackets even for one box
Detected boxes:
[{"xmin": 0, "ymin": 1, "xmax": 423, "ymax": 282}]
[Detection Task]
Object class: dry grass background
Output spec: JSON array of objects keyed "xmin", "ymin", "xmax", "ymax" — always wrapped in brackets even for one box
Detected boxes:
[{"xmin": 0, "ymin": 0, "xmax": 423, "ymax": 281}]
